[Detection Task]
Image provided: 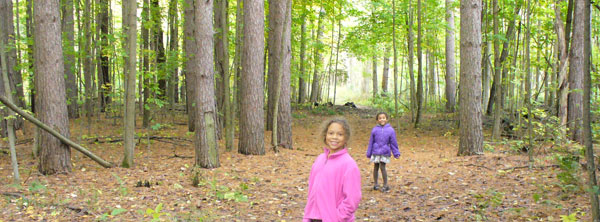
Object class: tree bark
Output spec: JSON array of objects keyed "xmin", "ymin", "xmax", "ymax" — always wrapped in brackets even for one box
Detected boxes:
[
  {"xmin": 238, "ymin": 0, "xmax": 265, "ymax": 155},
  {"xmin": 382, "ymin": 49, "xmax": 390, "ymax": 94},
  {"xmin": 309, "ymin": 6, "xmax": 324, "ymax": 103},
  {"xmin": 34, "ymin": 0, "xmax": 73, "ymax": 174},
  {"xmin": 60, "ymin": 0, "xmax": 79, "ymax": 118},
  {"xmin": 214, "ymin": 0, "xmax": 228, "ymax": 139},
  {"xmin": 555, "ymin": 1, "xmax": 569, "ymax": 129},
  {"xmin": 267, "ymin": 0, "xmax": 285, "ymax": 131},
  {"xmin": 98, "ymin": 0, "xmax": 111, "ymax": 112},
  {"xmin": 458, "ymin": 0, "xmax": 483, "ymax": 156},
  {"xmin": 121, "ymin": 0, "xmax": 137, "ymax": 168},
  {"xmin": 415, "ymin": 0, "xmax": 423, "ymax": 128},
  {"xmin": 298, "ymin": 4, "xmax": 307, "ymax": 103},
  {"xmin": 184, "ymin": 0, "xmax": 196, "ymax": 132},
  {"xmin": 407, "ymin": 1, "xmax": 416, "ymax": 121},
  {"xmin": 372, "ymin": 55, "xmax": 378, "ymax": 98},
  {"xmin": 83, "ymin": 0, "xmax": 93, "ymax": 120},
  {"xmin": 567, "ymin": 0, "xmax": 585, "ymax": 144},
  {"xmin": 277, "ymin": 0, "xmax": 293, "ymax": 149},
  {"xmin": 193, "ymin": 0, "xmax": 219, "ymax": 168},
  {"xmin": 445, "ymin": 0, "xmax": 456, "ymax": 112}
]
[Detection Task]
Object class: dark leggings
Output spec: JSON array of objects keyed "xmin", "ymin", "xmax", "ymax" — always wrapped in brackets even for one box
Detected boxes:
[{"xmin": 373, "ymin": 162, "xmax": 388, "ymax": 186}]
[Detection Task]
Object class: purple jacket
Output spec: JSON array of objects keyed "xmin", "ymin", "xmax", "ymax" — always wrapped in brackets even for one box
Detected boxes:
[
  {"xmin": 304, "ymin": 148, "xmax": 362, "ymax": 222},
  {"xmin": 366, "ymin": 124, "xmax": 401, "ymax": 158}
]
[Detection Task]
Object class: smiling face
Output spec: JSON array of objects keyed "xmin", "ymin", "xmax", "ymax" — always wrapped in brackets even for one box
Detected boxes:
[
  {"xmin": 325, "ymin": 122, "xmax": 347, "ymax": 153},
  {"xmin": 377, "ymin": 113, "xmax": 388, "ymax": 126}
]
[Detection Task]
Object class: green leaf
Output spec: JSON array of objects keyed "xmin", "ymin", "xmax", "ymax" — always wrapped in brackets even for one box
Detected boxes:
[{"xmin": 111, "ymin": 208, "xmax": 127, "ymax": 216}]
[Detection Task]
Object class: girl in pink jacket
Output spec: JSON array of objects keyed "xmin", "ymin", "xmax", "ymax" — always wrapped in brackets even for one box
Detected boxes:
[{"xmin": 304, "ymin": 118, "xmax": 362, "ymax": 222}]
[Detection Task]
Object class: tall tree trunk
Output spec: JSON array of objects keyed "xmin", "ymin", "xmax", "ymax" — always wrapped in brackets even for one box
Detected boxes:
[
  {"xmin": 457, "ymin": 0, "xmax": 483, "ymax": 156},
  {"xmin": 238, "ymin": 0, "xmax": 265, "ymax": 155},
  {"xmin": 142, "ymin": 0, "xmax": 151, "ymax": 129},
  {"xmin": 427, "ymin": 51, "xmax": 436, "ymax": 102},
  {"xmin": 567, "ymin": 0, "xmax": 585, "ymax": 144},
  {"xmin": 34, "ymin": 0, "xmax": 72, "ymax": 174},
  {"xmin": 407, "ymin": 1, "xmax": 416, "ymax": 121},
  {"xmin": 214, "ymin": 0, "xmax": 228, "ymax": 137},
  {"xmin": 382, "ymin": 49, "xmax": 390, "ymax": 95},
  {"xmin": 152, "ymin": 0, "xmax": 167, "ymax": 98},
  {"xmin": 61, "ymin": 0, "xmax": 78, "ymax": 118},
  {"xmin": 492, "ymin": 4, "xmax": 520, "ymax": 140},
  {"xmin": 168, "ymin": 0, "xmax": 179, "ymax": 105},
  {"xmin": 83, "ymin": 0, "xmax": 93, "ymax": 120},
  {"xmin": 98, "ymin": 0, "xmax": 110, "ymax": 112},
  {"xmin": 581, "ymin": 0, "xmax": 600, "ymax": 219},
  {"xmin": 298, "ymin": 2, "xmax": 307, "ymax": 103},
  {"xmin": 445, "ymin": 0, "xmax": 456, "ymax": 112},
  {"xmin": 121, "ymin": 0, "xmax": 137, "ymax": 168},
  {"xmin": 309, "ymin": 6, "xmax": 324, "ymax": 103},
  {"xmin": 333, "ymin": 19, "xmax": 342, "ymax": 105},
  {"xmin": 0, "ymin": 2, "xmax": 20, "ymax": 182},
  {"xmin": 393, "ymin": 0, "xmax": 399, "ymax": 126},
  {"xmin": 26, "ymin": 0, "xmax": 35, "ymax": 113},
  {"xmin": 372, "ymin": 55, "xmax": 378, "ymax": 98},
  {"xmin": 184, "ymin": 0, "xmax": 196, "ymax": 132},
  {"xmin": 0, "ymin": 0, "xmax": 23, "ymax": 136},
  {"xmin": 193, "ymin": 0, "xmax": 219, "ymax": 168},
  {"xmin": 277, "ymin": 0, "xmax": 293, "ymax": 149},
  {"xmin": 555, "ymin": 1, "xmax": 569, "ymax": 128},
  {"xmin": 415, "ymin": 0, "xmax": 424, "ymax": 128},
  {"xmin": 524, "ymin": 0, "xmax": 533, "ymax": 164},
  {"xmin": 267, "ymin": 0, "xmax": 285, "ymax": 131}
]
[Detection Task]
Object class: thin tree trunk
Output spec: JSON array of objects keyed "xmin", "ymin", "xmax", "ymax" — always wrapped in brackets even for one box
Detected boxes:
[
  {"xmin": 0, "ymin": 17, "xmax": 19, "ymax": 182},
  {"xmin": 61, "ymin": 0, "xmax": 79, "ymax": 118},
  {"xmin": 372, "ymin": 55, "xmax": 378, "ymax": 98},
  {"xmin": 121, "ymin": 0, "xmax": 137, "ymax": 168},
  {"xmin": 415, "ymin": 0, "xmax": 423, "ymax": 128},
  {"xmin": 458, "ymin": 0, "xmax": 483, "ymax": 156},
  {"xmin": 333, "ymin": 18, "xmax": 341, "ymax": 105},
  {"xmin": 298, "ymin": 2, "xmax": 307, "ymax": 103},
  {"xmin": 524, "ymin": 0, "xmax": 534, "ymax": 164},
  {"xmin": 555, "ymin": 1, "xmax": 569, "ymax": 129},
  {"xmin": 393, "ymin": 0, "xmax": 399, "ymax": 126},
  {"xmin": 309, "ymin": 5, "xmax": 324, "ymax": 103},
  {"xmin": 267, "ymin": 0, "xmax": 286, "ymax": 131},
  {"xmin": 34, "ymin": 0, "xmax": 73, "ymax": 174},
  {"xmin": 407, "ymin": 1, "xmax": 416, "ymax": 121},
  {"xmin": 83, "ymin": 0, "xmax": 93, "ymax": 123},
  {"xmin": 445, "ymin": 0, "xmax": 456, "ymax": 112},
  {"xmin": 98, "ymin": 0, "xmax": 110, "ymax": 112},
  {"xmin": 184, "ymin": 0, "xmax": 196, "ymax": 132},
  {"xmin": 382, "ymin": 49, "xmax": 390, "ymax": 95}
]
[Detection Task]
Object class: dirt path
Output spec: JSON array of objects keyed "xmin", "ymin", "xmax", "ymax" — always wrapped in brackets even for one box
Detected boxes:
[{"xmin": 0, "ymin": 110, "xmax": 591, "ymax": 221}]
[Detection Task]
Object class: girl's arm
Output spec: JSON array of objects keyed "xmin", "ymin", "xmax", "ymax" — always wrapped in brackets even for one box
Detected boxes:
[
  {"xmin": 336, "ymin": 164, "xmax": 362, "ymax": 220},
  {"xmin": 366, "ymin": 130, "xmax": 374, "ymax": 158},
  {"xmin": 390, "ymin": 129, "xmax": 401, "ymax": 158}
]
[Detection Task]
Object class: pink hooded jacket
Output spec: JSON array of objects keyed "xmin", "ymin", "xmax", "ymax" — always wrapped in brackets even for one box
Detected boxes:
[{"xmin": 303, "ymin": 148, "xmax": 362, "ymax": 222}]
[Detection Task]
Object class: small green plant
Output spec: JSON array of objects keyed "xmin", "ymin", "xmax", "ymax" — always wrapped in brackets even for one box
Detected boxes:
[
  {"xmin": 144, "ymin": 203, "xmax": 170, "ymax": 221},
  {"xmin": 112, "ymin": 173, "xmax": 129, "ymax": 196},
  {"xmin": 554, "ymin": 152, "xmax": 582, "ymax": 192},
  {"xmin": 471, "ymin": 189, "xmax": 504, "ymax": 220},
  {"xmin": 28, "ymin": 180, "xmax": 47, "ymax": 193},
  {"xmin": 560, "ymin": 209, "xmax": 585, "ymax": 222},
  {"xmin": 310, "ymin": 106, "xmax": 339, "ymax": 115},
  {"xmin": 292, "ymin": 112, "xmax": 307, "ymax": 119}
]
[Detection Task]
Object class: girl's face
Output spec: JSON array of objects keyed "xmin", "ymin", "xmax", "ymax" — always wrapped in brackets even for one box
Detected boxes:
[
  {"xmin": 377, "ymin": 114, "xmax": 388, "ymax": 126},
  {"xmin": 325, "ymin": 123, "xmax": 346, "ymax": 153}
]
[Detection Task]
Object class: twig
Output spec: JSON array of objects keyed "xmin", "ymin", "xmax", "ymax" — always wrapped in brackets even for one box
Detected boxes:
[
  {"xmin": 2, "ymin": 192, "xmax": 23, "ymax": 198},
  {"xmin": 502, "ymin": 164, "xmax": 559, "ymax": 171},
  {"xmin": 65, "ymin": 205, "xmax": 92, "ymax": 215},
  {"xmin": 465, "ymin": 164, "xmax": 494, "ymax": 171},
  {"xmin": 167, "ymin": 154, "xmax": 193, "ymax": 159}
]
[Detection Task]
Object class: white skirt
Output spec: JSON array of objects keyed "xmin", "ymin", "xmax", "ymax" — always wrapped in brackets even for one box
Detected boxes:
[{"xmin": 370, "ymin": 155, "xmax": 390, "ymax": 164}]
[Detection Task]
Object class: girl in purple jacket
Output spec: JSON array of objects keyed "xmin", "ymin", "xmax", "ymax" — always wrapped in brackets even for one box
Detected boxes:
[
  {"xmin": 304, "ymin": 118, "xmax": 362, "ymax": 222},
  {"xmin": 366, "ymin": 112, "xmax": 401, "ymax": 192}
]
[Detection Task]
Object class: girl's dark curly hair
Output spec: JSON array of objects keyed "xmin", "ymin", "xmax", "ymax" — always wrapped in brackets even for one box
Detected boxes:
[
  {"xmin": 375, "ymin": 112, "xmax": 389, "ymax": 120},
  {"xmin": 321, "ymin": 118, "xmax": 351, "ymax": 146}
]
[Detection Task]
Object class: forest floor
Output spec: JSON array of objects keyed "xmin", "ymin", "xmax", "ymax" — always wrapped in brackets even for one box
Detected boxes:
[{"xmin": 0, "ymin": 105, "xmax": 595, "ymax": 221}]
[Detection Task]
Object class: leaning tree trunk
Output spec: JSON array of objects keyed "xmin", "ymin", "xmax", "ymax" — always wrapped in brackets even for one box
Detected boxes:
[
  {"xmin": 194, "ymin": 0, "xmax": 219, "ymax": 168},
  {"xmin": 121, "ymin": 0, "xmax": 137, "ymax": 168},
  {"xmin": 457, "ymin": 0, "xmax": 483, "ymax": 156},
  {"xmin": 445, "ymin": 0, "xmax": 456, "ymax": 112},
  {"xmin": 238, "ymin": 0, "xmax": 265, "ymax": 155},
  {"xmin": 34, "ymin": 0, "xmax": 73, "ymax": 174}
]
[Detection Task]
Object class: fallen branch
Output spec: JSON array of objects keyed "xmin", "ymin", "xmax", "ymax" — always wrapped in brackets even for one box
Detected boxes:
[
  {"xmin": 2, "ymin": 192, "xmax": 23, "ymax": 198},
  {"xmin": 168, "ymin": 154, "xmax": 193, "ymax": 159},
  {"xmin": 0, "ymin": 96, "xmax": 113, "ymax": 168},
  {"xmin": 502, "ymin": 164, "xmax": 559, "ymax": 171},
  {"xmin": 65, "ymin": 205, "xmax": 92, "ymax": 215},
  {"xmin": 465, "ymin": 163, "xmax": 494, "ymax": 171},
  {"xmin": 87, "ymin": 136, "xmax": 191, "ymax": 144}
]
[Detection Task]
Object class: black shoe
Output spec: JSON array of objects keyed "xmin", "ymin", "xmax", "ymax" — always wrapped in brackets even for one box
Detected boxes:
[
  {"xmin": 373, "ymin": 185, "xmax": 379, "ymax": 191},
  {"xmin": 380, "ymin": 186, "xmax": 390, "ymax": 192}
]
